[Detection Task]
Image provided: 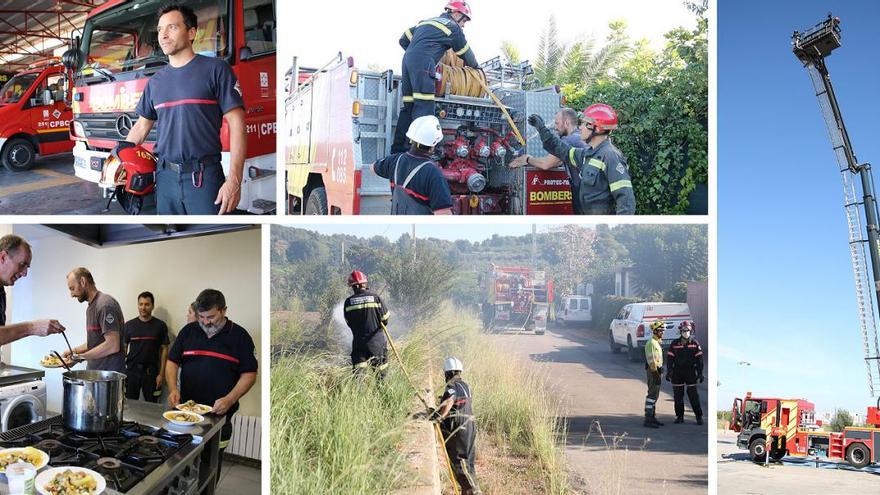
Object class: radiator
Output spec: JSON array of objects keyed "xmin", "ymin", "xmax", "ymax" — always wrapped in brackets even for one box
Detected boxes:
[{"xmin": 228, "ymin": 415, "xmax": 262, "ymax": 460}]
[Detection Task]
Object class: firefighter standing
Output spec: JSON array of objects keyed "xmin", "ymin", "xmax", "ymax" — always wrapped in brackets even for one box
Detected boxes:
[
  {"xmin": 527, "ymin": 105, "xmax": 636, "ymax": 214},
  {"xmin": 391, "ymin": 1, "xmax": 478, "ymax": 153},
  {"xmin": 372, "ymin": 116, "xmax": 454, "ymax": 215},
  {"xmin": 435, "ymin": 357, "xmax": 481, "ymax": 495},
  {"xmin": 343, "ymin": 271, "xmax": 391, "ymax": 378},
  {"xmin": 666, "ymin": 321, "xmax": 705, "ymax": 425},
  {"xmin": 644, "ymin": 320, "xmax": 665, "ymax": 428}
]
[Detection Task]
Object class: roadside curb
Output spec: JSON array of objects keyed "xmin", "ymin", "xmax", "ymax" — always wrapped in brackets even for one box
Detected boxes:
[{"xmin": 391, "ymin": 368, "xmax": 441, "ymax": 495}]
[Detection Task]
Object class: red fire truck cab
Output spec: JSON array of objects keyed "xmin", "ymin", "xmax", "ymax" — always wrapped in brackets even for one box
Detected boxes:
[{"xmin": 0, "ymin": 60, "xmax": 73, "ymax": 171}]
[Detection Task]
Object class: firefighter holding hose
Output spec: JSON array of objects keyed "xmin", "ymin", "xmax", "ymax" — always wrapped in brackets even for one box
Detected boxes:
[
  {"xmin": 391, "ymin": 1, "xmax": 479, "ymax": 153},
  {"xmin": 644, "ymin": 320, "xmax": 665, "ymax": 428},
  {"xmin": 343, "ymin": 271, "xmax": 391, "ymax": 378},
  {"xmin": 527, "ymin": 105, "xmax": 636, "ymax": 214},
  {"xmin": 434, "ymin": 357, "xmax": 482, "ymax": 495},
  {"xmin": 666, "ymin": 321, "xmax": 705, "ymax": 425}
]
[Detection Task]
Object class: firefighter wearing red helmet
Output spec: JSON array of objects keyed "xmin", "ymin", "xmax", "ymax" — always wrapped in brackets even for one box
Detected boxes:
[
  {"xmin": 391, "ymin": 1, "xmax": 479, "ymax": 153},
  {"xmin": 342, "ymin": 271, "xmax": 391, "ymax": 378},
  {"xmin": 665, "ymin": 321, "xmax": 704, "ymax": 424},
  {"xmin": 527, "ymin": 104, "xmax": 636, "ymax": 214}
]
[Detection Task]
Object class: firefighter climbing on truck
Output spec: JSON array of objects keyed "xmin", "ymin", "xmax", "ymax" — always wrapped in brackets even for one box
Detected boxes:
[
  {"xmin": 342, "ymin": 271, "xmax": 391, "ymax": 379},
  {"xmin": 666, "ymin": 320, "xmax": 704, "ymax": 425},
  {"xmin": 527, "ymin": 105, "xmax": 636, "ymax": 215},
  {"xmin": 392, "ymin": 1, "xmax": 478, "ymax": 153},
  {"xmin": 372, "ymin": 116, "xmax": 454, "ymax": 215}
]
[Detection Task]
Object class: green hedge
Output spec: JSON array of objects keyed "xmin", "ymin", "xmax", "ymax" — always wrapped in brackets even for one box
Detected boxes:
[{"xmin": 592, "ymin": 295, "xmax": 643, "ymax": 333}]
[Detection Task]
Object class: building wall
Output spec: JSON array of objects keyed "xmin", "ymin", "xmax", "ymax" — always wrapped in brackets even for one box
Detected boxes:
[{"xmin": 7, "ymin": 226, "xmax": 262, "ymax": 418}]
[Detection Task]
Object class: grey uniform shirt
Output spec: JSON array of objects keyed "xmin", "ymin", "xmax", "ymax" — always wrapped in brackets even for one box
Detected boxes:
[{"xmin": 86, "ymin": 291, "xmax": 126, "ymax": 373}]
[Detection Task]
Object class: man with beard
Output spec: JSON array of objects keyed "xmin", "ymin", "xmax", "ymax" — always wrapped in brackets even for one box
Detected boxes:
[
  {"xmin": 63, "ymin": 267, "xmax": 126, "ymax": 373},
  {"xmin": 0, "ymin": 235, "xmax": 65, "ymax": 344},
  {"xmin": 124, "ymin": 291, "xmax": 169, "ymax": 402},
  {"xmin": 166, "ymin": 289, "xmax": 257, "ymax": 470}
]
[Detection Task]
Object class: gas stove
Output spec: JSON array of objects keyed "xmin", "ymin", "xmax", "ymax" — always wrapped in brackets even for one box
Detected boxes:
[{"xmin": 0, "ymin": 417, "xmax": 193, "ymax": 493}]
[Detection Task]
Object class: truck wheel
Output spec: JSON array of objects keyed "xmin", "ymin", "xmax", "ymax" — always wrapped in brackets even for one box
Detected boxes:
[
  {"xmin": 305, "ymin": 187, "xmax": 328, "ymax": 215},
  {"xmin": 770, "ymin": 448, "xmax": 786, "ymax": 462},
  {"xmin": 846, "ymin": 443, "xmax": 870, "ymax": 469},
  {"xmin": 627, "ymin": 336, "xmax": 640, "ymax": 362},
  {"xmin": 749, "ymin": 438, "xmax": 767, "ymax": 463},
  {"xmin": 2, "ymin": 138, "xmax": 36, "ymax": 171},
  {"xmin": 609, "ymin": 330, "xmax": 621, "ymax": 353}
]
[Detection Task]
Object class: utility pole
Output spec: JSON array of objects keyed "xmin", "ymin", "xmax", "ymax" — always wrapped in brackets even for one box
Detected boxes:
[
  {"xmin": 341, "ymin": 240, "xmax": 345, "ymax": 265},
  {"xmin": 531, "ymin": 224, "xmax": 537, "ymax": 271},
  {"xmin": 412, "ymin": 224, "xmax": 417, "ymax": 265}
]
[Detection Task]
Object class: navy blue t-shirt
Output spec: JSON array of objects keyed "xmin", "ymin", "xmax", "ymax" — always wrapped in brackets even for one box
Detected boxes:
[
  {"xmin": 136, "ymin": 55, "xmax": 244, "ymax": 162},
  {"xmin": 374, "ymin": 152, "xmax": 453, "ymax": 211}
]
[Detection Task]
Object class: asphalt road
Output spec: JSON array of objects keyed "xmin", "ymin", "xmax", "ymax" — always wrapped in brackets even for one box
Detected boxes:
[
  {"xmin": 487, "ymin": 324, "xmax": 708, "ymax": 495},
  {"xmin": 0, "ymin": 153, "xmax": 124, "ymax": 214},
  {"xmin": 717, "ymin": 429, "xmax": 880, "ymax": 493}
]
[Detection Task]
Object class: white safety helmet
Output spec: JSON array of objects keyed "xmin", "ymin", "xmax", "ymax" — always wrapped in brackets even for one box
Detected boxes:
[
  {"xmin": 443, "ymin": 356, "xmax": 464, "ymax": 373},
  {"xmin": 406, "ymin": 115, "xmax": 444, "ymax": 147}
]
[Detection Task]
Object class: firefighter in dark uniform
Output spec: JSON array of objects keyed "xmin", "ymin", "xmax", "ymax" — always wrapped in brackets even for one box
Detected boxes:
[
  {"xmin": 373, "ymin": 116, "xmax": 454, "ymax": 215},
  {"xmin": 392, "ymin": 1, "xmax": 478, "ymax": 153},
  {"xmin": 666, "ymin": 321, "xmax": 705, "ymax": 424},
  {"xmin": 644, "ymin": 320, "xmax": 665, "ymax": 428},
  {"xmin": 343, "ymin": 271, "xmax": 391, "ymax": 378},
  {"xmin": 527, "ymin": 104, "xmax": 636, "ymax": 214},
  {"xmin": 435, "ymin": 357, "xmax": 481, "ymax": 495}
]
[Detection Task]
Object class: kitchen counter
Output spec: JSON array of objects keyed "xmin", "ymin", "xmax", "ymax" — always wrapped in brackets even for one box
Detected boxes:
[
  {"xmin": 0, "ymin": 364, "xmax": 43, "ymax": 386},
  {"xmin": 0, "ymin": 399, "xmax": 226, "ymax": 495}
]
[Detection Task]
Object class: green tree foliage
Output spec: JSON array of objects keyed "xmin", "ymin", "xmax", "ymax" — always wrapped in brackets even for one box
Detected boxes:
[
  {"xmin": 566, "ymin": 4, "xmax": 708, "ymax": 214},
  {"xmin": 613, "ymin": 225, "xmax": 708, "ymax": 299},
  {"xmin": 533, "ymin": 17, "xmax": 631, "ymax": 88},
  {"xmin": 378, "ymin": 244, "xmax": 455, "ymax": 324},
  {"xmin": 499, "ymin": 40, "xmax": 521, "ymax": 64},
  {"xmin": 831, "ymin": 409, "xmax": 854, "ymax": 432}
]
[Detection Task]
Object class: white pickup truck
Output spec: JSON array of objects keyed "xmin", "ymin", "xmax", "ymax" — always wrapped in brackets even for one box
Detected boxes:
[{"xmin": 609, "ymin": 302, "xmax": 693, "ymax": 362}]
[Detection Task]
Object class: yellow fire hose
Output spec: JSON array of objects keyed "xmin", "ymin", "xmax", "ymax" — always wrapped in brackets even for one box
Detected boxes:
[
  {"xmin": 380, "ymin": 323, "xmax": 461, "ymax": 495},
  {"xmin": 437, "ymin": 51, "xmax": 526, "ymax": 147}
]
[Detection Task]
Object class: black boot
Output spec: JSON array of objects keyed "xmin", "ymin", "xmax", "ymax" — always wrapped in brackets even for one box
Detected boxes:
[
  {"xmin": 696, "ymin": 416, "xmax": 703, "ymax": 425},
  {"xmin": 653, "ymin": 414, "xmax": 664, "ymax": 426},
  {"xmin": 643, "ymin": 416, "xmax": 659, "ymax": 428},
  {"xmin": 674, "ymin": 416, "xmax": 684, "ymax": 424}
]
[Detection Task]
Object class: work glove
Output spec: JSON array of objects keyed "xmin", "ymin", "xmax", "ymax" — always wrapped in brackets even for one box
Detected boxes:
[
  {"xmin": 110, "ymin": 141, "xmax": 136, "ymax": 162},
  {"xmin": 426, "ymin": 407, "xmax": 441, "ymax": 422},
  {"xmin": 656, "ymin": 366, "xmax": 663, "ymax": 376},
  {"xmin": 698, "ymin": 374, "xmax": 705, "ymax": 384},
  {"xmin": 665, "ymin": 374, "xmax": 671, "ymax": 382},
  {"xmin": 527, "ymin": 114, "xmax": 545, "ymax": 129}
]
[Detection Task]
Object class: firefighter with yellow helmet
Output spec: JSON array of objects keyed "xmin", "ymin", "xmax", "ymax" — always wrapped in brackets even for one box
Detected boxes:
[{"xmin": 644, "ymin": 319, "xmax": 666, "ymax": 428}]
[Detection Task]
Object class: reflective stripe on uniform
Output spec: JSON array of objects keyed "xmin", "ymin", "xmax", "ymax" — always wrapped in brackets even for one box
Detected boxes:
[
  {"xmin": 587, "ymin": 158, "xmax": 606, "ymax": 171},
  {"xmin": 609, "ymin": 179, "xmax": 632, "ymax": 191},
  {"xmin": 219, "ymin": 439, "xmax": 230, "ymax": 449},
  {"xmin": 412, "ymin": 92, "xmax": 435, "ymax": 101},
  {"xmin": 418, "ymin": 20, "xmax": 452, "ymax": 36},
  {"xmin": 569, "ymin": 148, "xmax": 578, "ymax": 168},
  {"xmin": 402, "ymin": 96, "xmax": 414, "ymax": 103},
  {"xmin": 455, "ymin": 43, "xmax": 470, "ymax": 56},
  {"xmin": 405, "ymin": 29, "xmax": 413, "ymax": 40},
  {"xmin": 381, "ymin": 311, "xmax": 390, "ymax": 321},
  {"xmin": 345, "ymin": 302, "xmax": 382, "ymax": 311},
  {"xmin": 354, "ymin": 361, "xmax": 371, "ymax": 368}
]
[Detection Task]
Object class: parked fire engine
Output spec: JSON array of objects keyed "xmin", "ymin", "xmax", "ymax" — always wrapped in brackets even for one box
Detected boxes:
[
  {"xmin": 730, "ymin": 392, "xmax": 880, "ymax": 469},
  {"xmin": 284, "ymin": 54, "xmax": 574, "ymax": 215},
  {"xmin": 63, "ymin": 0, "xmax": 277, "ymax": 213},
  {"xmin": 0, "ymin": 60, "xmax": 73, "ymax": 171},
  {"xmin": 482, "ymin": 265, "xmax": 552, "ymax": 334}
]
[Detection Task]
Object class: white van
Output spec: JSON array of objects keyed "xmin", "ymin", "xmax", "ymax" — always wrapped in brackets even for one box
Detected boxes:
[
  {"xmin": 558, "ymin": 295, "xmax": 592, "ymax": 326},
  {"xmin": 609, "ymin": 302, "xmax": 693, "ymax": 362}
]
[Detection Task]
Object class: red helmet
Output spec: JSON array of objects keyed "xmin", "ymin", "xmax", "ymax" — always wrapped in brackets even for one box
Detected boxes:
[
  {"xmin": 445, "ymin": 1, "xmax": 472, "ymax": 20},
  {"xmin": 101, "ymin": 145, "xmax": 156, "ymax": 196},
  {"xmin": 581, "ymin": 103, "xmax": 618, "ymax": 133},
  {"xmin": 679, "ymin": 321, "xmax": 695, "ymax": 332},
  {"xmin": 348, "ymin": 270, "xmax": 368, "ymax": 286}
]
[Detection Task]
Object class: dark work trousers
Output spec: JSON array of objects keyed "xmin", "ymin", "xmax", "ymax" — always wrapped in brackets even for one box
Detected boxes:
[
  {"xmin": 644, "ymin": 368, "xmax": 661, "ymax": 419},
  {"xmin": 391, "ymin": 52, "xmax": 437, "ymax": 153},
  {"xmin": 672, "ymin": 372, "xmax": 703, "ymax": 419},
  {"xmin": 125, "ymin": 363, "xmax": 159, "ymax": 403},
  {"xmin": 156, "ymin": 157, "xmax": 225, "ymax": 215},
  {"xmin": 204, "ymin": 417, "xmax": 234, "ymax": 487},
  {"xmin": 351, "ymin": 341, "xmax": 389, "ymax": 380},
  {"xmin": 443, "ymin": 416, "xmax": 480, "ymax": 494}
]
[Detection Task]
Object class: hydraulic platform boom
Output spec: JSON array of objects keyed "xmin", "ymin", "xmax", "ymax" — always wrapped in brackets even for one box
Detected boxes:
[{"xmin": 793, "ymin": 15, "xmax": 880, "ymax": 396}]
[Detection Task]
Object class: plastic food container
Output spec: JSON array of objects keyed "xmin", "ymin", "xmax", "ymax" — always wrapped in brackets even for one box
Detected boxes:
[{"xmin": 6, "ymin": 462, "xmax": 36, "ymax": 495}]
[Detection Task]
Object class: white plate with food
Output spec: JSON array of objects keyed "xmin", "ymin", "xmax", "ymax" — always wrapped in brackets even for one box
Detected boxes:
[
  {"xmin": 175, "ymin": 400, "xmax": 212, "ymax": 415},
  {"xmin": 162, "ymin": 410, "xmax": 204, "ymax": 427},
  {"xmin": 35, "ymin": 466, "xmax": 105, "ymax": 495},
  {"xmin": 0, "ymin": 447, "xmax": 49, "ymax": 472},
  {"xmin": 40, "ymin": 354, "xmax": 71, "ymax": 369}
]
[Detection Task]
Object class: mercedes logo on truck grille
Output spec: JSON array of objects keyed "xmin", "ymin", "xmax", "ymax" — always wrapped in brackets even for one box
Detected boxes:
[{"xmin": 115, "ymin": 114, "xmax": 133, "ymax": 138}]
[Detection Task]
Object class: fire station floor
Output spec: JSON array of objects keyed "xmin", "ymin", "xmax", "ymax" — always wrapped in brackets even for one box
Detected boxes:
[
  {"xmin": 487, "ymin": 323, "xmax": 709, "ymax": 494},
  {"xmin": 717, "ymin": 429, "xmax": 880, "ymax": 493},
  {"xmin": 216, "ymin": 458, "xmax": 262, "ymax": 495},
  {"xmin": 0, "ymin": 153, "xmax": 125, "ymax": 215}
]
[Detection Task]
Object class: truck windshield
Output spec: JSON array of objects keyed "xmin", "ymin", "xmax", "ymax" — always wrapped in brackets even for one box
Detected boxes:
[
  {"xmin": 0, "ymin": 73, "xmax": 38, "ymax": 105},
  {"xmin": 83, "ymin": 0, "xmax": 228, "ymax": 76}
]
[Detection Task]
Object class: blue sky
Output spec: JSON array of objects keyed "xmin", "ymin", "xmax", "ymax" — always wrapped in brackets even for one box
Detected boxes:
[{"xmin": 719, "ymin": 2, "xmax": 880, "ymax": 414}]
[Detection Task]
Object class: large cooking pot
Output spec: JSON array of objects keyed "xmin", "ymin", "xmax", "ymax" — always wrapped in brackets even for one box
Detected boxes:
[{"xmin": 62, "ymin": 370, "xmax": 125, "ymax": 433}]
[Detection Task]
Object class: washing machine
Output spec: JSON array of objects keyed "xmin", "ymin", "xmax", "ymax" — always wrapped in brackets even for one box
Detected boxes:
[{"xmin": 0, "ymin": 380, "xmax": 47, "ymax": 432}]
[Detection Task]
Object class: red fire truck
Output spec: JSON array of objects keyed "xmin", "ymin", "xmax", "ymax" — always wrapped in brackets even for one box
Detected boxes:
[
  {"xmin": 483, "ymin": 265, "xmax": 553, "ymax": 335},
  {"xmin": 284, "ymin": 54, "xmax": 574, "ymax": 215},
  {"xmin": 0, "ymin": 60, "xmax": 73, "ymax": 171},
  {"xmin": 731, "ymin": 392, "xmax": 880, "ymax": 468},
  {"xmin": 63, "ymin": 0, "xmax": 277, "ymax": 213}
]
